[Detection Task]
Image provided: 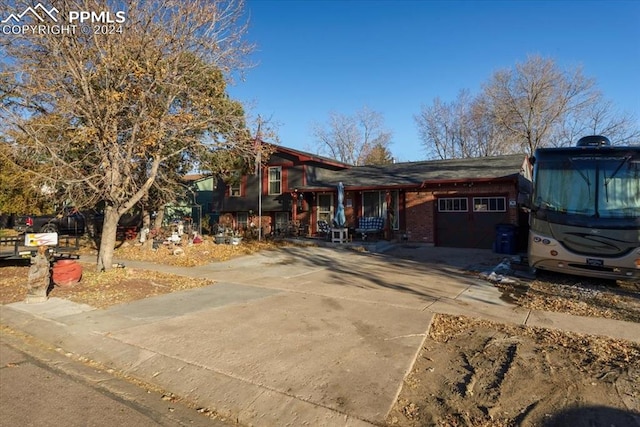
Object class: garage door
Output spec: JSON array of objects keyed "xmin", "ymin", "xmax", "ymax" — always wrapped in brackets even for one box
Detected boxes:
[{"xmin": 435, "ymin": 196, "xmax": 509, "ymax": 249}]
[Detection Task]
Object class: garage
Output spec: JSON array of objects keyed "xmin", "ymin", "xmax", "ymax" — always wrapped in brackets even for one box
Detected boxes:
[{"xmin": 435, "ymin": 195, "xmax": 510, "ymax": 249}]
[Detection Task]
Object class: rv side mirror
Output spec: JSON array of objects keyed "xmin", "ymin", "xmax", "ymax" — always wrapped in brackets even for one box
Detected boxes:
[
  {"xmin": 518, "ymin": 175, "xmax": 532, "ymax": 208},
  {"xmin": 517, "ymin": 192, "xmax": 530, "ymax": 207}
]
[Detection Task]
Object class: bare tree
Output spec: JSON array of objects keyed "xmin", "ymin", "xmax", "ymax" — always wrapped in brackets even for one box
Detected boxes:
[
  {"xmin": 415, "ymin": 97, "xmax": 457, "ymax": 160},
  {"xmin": 466, "ymin": 95, "xmax": 521, "ymax": 156},
  {"xmin": 310, "ymin": 106, "xmax": 392, "ymax": 165},
  {"xmin": 415, "ymin": 90, "xmax": 508, "ymax": 159},
  {"xmin": 482, "ymin": 55, "xmax": 600, "ymax": 154},
  {"xmin": 1, "ymin": 0, "xmax": 255, "ymax": 271},
  {"xmin": 556, "ymin": 95, "xmax": 640, "ymax": 146},
  {"xmin": 416, "ymin": 55, "xmax": 638, "ymax": 159}
]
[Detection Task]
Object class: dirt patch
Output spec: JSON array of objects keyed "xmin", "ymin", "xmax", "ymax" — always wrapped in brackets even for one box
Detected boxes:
[{"xmin": 387, "ymin": 314, "xmax": 640, "ymax": 427}]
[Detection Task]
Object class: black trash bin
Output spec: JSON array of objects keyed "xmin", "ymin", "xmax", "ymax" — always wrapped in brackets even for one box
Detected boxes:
[{"xmin": 494, "ymin": 224, "xmax": 517, "ymax": 254}]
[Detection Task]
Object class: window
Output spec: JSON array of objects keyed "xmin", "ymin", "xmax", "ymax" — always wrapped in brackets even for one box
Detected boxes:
[
  {"xmin": 363, "ymin": 192, "xmax": 382, "ymax": 217},
  {"xmin": 237, "ymin": 212, "xmax": 248, "ymax": 230},
  {"xmin": 597, "ymin": 157, "xmax": 640, "ymax": 218},
  {"xmin": 229, "ymin": 182, "xmax": 241, "ymax": 197},
  {"xmin": 534, "ymin": 156, "xmax": 640, "ymax": 218},
  {"xmin": 438, "ymin": 198, "xmax": 468, "ymax": 212},
  {"xmin": 317, "ymin": 193, "xmax": 333, "ymax": 223},
  {"xmin": 268, "ymin": 167, "xmax": 282, "ymax": 195},
  {"xmin": 362, "ymin": 191, "xmax": 399, "ymax": 230},
  {"xmin": 229, "ymin": 172, "xmax": 241, "ymax": 197},
  {"xmin": 473, "ymin": 197, "xmax": 506, "ymax": 212},
  {"xmin": 275, "ymin": 212, "xmax": 289, "ymax": 234}
]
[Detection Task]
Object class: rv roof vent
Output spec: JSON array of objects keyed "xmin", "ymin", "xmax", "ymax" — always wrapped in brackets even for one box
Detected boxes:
[{"xmin": 577, "ymin": 135, "xmax": 611, "ymax": 147}]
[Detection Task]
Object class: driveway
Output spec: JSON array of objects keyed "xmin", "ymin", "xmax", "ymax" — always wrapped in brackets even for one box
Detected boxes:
[{"xmin": 4, "ymin": 245, "xmax": 514, "ymax": 426}]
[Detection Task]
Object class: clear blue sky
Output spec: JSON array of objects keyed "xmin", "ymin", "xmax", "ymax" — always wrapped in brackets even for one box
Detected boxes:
[{"xmin": 228, "ymin": 0, "xmax": 640, "ymax": 162}]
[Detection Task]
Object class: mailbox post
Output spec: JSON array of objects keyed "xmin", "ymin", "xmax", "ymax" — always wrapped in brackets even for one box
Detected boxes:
[{"xmin": 24, "ymin": 233, "xmax": 58, "ymax": 304}]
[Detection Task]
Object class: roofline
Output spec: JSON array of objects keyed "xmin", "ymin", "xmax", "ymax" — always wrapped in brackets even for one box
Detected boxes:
[
  {"xmin": 182, "ymin": 174, "xmax": 211, "ymax": 182},
  {"xmin": 297, "ymin": 184, "xmax": 419, "ymax": 192},
  {"xmin": 420, "ymin": 175, "xmax": 519, "ymax": 187},
  {"xmin": 295, "ymin": 175, "xmax": 519, "ymax": 193},
  {"xmin": 267, "ymin": 143, "xmax": 351, "ymax": 168}
]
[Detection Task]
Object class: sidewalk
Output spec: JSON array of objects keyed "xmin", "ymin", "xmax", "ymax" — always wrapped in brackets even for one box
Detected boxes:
[{"xmin": 2, "ymin": 245, "xmax": 639, "ymax": 426}]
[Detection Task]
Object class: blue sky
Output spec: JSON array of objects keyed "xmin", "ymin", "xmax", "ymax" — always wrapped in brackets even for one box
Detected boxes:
[{"xmin": 228, "ymin": 0, "xmax": 640, "ymax": 162}]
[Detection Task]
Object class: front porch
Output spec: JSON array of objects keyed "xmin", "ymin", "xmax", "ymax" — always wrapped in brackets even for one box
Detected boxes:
[{"xmin": 277, "ymin": 230, "xmax": 398, "ymax": 254}]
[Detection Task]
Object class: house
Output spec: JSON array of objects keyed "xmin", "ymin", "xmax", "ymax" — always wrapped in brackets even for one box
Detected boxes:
[
  {"xmin": 202, "ymin": 145, "xmax": 350, "ymax": 235},
  {"xmin": 199, "ymin": 144, "xmax": 529, "ymax": 249}
]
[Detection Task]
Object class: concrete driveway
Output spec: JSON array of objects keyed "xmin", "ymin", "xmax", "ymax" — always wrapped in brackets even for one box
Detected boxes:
[{"xmin": 4, "ymin": 245, "xmax": 520, "ymax": 426}]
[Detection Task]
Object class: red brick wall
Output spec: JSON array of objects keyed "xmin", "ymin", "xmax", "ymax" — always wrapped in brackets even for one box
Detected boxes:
[
  {"xmin": 404, "ymin": 190, "xmax": 433, "ymax": 243},
  {"xmin": 404, "ymin": 180, "xmax": 519, "ymax": 243}
]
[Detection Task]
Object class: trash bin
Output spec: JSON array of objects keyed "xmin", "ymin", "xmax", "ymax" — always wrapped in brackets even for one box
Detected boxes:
[{"xmin": 494, "ymin": 224, "xmax": 517, "ymax": 254}]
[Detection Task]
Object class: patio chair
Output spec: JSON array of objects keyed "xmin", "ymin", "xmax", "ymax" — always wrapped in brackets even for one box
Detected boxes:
[{"xmin": 317, "ymin": 220, "xmax": 331, "ymax": 238}]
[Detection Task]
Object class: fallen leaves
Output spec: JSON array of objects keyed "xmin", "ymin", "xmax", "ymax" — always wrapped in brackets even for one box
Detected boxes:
[
  {"xmin": 389, "ymin": 313, "xmax": 640, "ymax": 427},
  {"xmin": 112, "ymin": 238, "xmax": 290, "ymax": 266},
  {"xmin": 495, "ymin": 275, "xmax": 640, "ymax": 323},
  {"xmin": 0, "ymin": 265, "xmax": 31, "ymax": 305},
  {"xmin": 429, "ymin": 314, "xmax": 640, "ymax": 369},
  {"xmin": 0, "ymin": 238, "xmax": 291, "ymax": 308},
  {"xmin": 50, "ymin": 266, "xmax": 214, "ymax": 309}
]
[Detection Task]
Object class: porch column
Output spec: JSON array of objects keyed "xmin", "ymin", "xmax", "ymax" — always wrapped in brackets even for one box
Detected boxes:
[{"xmin": 290, "ymin": 191, "xmax": 298, "ymax": 222}]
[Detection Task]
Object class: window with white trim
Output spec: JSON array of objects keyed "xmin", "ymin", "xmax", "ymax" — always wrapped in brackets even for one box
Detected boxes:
[
  {"xmin": 473, "ymin": 197, "xmax": 506, "ymax": 212},
  {"xmin": 317, "ymin": 193, "xmax": 333, "ymax": 223},
  {"xmin": 229, "ymin": 183, "xmax": 241, "ymax": 197},
  {"xmin": 228, "ymin": 172, "xmax": 241, "ymax": 197},
  {"xmin": 268, "ymin": 167, "xmax": 282, "ymax": 195},
  {"xmin": 438, "ymin": 197, "xmax": 468, "ymax": 212}
]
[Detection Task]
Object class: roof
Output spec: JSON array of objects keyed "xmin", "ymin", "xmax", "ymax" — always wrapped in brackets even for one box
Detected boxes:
[
  {"xmin": 302, "ymin": 154, "xmax": 528, "ymax": 190},
  {"xmin": 267, "ymin": 143, "xmax": 352, "ymax": 169},
  {"xmin": 182, "ymin": 174, "xmax": 209, "ymax": 182}
]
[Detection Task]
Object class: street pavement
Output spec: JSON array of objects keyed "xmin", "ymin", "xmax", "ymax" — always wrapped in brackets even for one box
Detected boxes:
[
  {"xmin": 0, "ymin": 329, "xmax": 233, "ymax": 426},
  {"xmin": 2, "ymin": 244, "xmax": 639, "ymax": 426}
]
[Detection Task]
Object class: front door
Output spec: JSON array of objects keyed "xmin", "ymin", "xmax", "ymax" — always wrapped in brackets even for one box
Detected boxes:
[
  {"xmin": 274, "ymin": 212, "xmax": 289, "ymax": 235},
  {"xmin": 317, "ymin": 193, "xmax": 333, "ymax": 228}
]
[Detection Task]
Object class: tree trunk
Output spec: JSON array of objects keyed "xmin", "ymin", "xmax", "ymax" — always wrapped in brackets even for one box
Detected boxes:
[
  {"xmin": 141, "ymin": 208, "xmax": 151, "ymax": 230},
  {"xmin": 141, "ymin": 207, "xmax": 153, "ymax": 250},
  {"xmin": 154, "ymin": 205, "xmax": 165, "ymax": 230},
  {"xmin": 96, "ymin": 207, "xmax": 120, "ymax": 272}
]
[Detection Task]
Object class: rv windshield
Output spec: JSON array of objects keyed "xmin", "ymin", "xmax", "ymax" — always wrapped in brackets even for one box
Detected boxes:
[{"xmin": 534, "ymin": 156, "xmax": 640, "ymax": 218}]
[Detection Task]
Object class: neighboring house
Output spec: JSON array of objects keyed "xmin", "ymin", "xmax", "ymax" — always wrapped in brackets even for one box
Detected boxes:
[
  {"xmin": 199, "ymin": 143, "xmax": 529, "ymax": 249},
  {"xmin": 159, "ymin": 174, "xmax": 213, "ymax": 234}
]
